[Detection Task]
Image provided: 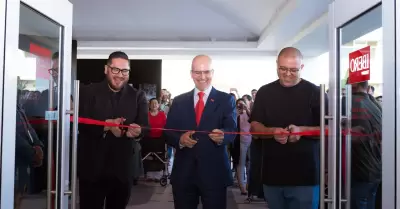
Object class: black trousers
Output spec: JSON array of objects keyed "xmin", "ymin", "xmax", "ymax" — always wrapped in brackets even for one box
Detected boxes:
[
  {"xmin": 79, "ymin": 176, "xmax": 132, "ymax": 209},
  {"xmin": 172, "ymin": 182, "xmax": 227, "ymax": 209}
]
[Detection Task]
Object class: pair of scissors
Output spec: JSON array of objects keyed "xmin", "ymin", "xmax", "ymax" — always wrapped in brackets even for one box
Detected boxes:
[
  {"xmin": 119, "ymin": 117, "xmax": 128, "ymax": 136},
  {"xmin": 189, "ymin": 132, "xmax": 199, "ymax": 141}
]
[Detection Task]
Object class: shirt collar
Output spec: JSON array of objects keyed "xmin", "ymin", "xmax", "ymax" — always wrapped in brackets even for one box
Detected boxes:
[{"xmin": 194, "ymin": 86, "xmax": 213, "ymax": 96}]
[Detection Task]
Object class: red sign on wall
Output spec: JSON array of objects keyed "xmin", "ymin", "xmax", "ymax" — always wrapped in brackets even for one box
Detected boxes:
[
  {"xmin": 348, "ymin": 46, "xmax": 370, "ymax": 84},
  {"xmin": 29, "ymin": 43, "xmax": 52, "ymax": 80}
]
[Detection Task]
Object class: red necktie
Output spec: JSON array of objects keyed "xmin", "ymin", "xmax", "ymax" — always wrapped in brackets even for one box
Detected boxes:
[{"xmin": 195, "ymin": 92, "xmax": 205, "ymax": 125}]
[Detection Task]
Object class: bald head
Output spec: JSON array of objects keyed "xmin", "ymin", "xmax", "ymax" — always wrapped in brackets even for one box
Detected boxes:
[
  {"xmin": 277, "ymin": 47, "xmax": 303, "ymax": 61},
  {"xmin": 191, "ymin": 54, "xmax": 214, "ymax": 91},
  {"xmin": 192, "ymin": 55, "xmax": 213, "ymax": 70},
  {"xmin": 276, "ymin": 47, "xmax": 304, "ymax": 87}
]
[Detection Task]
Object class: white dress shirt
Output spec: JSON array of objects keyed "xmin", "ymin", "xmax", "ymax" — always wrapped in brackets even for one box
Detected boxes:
[{"xmin": 194, "ymin": 86, "xmax": 213, "ymax": 108}]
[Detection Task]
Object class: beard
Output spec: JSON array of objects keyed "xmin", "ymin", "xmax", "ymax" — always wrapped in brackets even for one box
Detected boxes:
[{"xmin": 106, "ymin": 74, "xmax": 127, "ymax": 91}]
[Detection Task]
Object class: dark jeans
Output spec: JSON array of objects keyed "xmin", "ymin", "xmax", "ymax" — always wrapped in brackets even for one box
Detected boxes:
[
  {"xmin": 263, "ymin": 185, "xmax": 319, "ymax": 209},
  {"xmin": 351, "ymin": 182, "xmax": 379, "ymax": 209}
]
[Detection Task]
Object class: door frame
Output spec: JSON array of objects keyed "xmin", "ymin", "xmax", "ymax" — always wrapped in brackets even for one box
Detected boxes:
[
  {"xmin": 394, "ymin": 0, "xmax": 400, "ymax": 207},
  {"xmin": 328, "ymin": 0, "xmax": 396, "ymax": 208},
  {"xmin": 0, "ymin": 0, "xmax": 73, "ymax": 208}
]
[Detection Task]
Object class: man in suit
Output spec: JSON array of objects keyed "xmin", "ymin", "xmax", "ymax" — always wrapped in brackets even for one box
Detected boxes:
[
  {"xmin": 78, "ymin": 51, "xmax": 148, "ymax": 209},
  {"xmin": 165, "ymin": 55, "xmax": 237, "ymax": 209}
]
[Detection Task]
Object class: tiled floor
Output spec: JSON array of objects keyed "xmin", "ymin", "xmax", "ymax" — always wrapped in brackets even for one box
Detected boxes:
[{"xmin": 20, "ymin": 181, "xmax": 267, "ymax": 209}]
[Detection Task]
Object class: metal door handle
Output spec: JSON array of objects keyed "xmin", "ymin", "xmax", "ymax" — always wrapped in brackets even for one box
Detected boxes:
[
  {"xmin": 320, "ymin": 84, "xmax": 326, "ymax": 209},
  {"xmin": 47, "ymin": 77, "xmax": 55, "ymax": 209},
  {"xmin": 344, "ymin": 84, "xmax": 352, "ymax": 209},
  {"xmin": 70, "ymin": 80, "xmax": 80, "ymax": 209}
]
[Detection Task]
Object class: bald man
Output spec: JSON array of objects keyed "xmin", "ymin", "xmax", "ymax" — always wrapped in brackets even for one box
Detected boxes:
[
  {"xmin": 250, "ymin": 47, "xmax": 328, "ymax": 209},
  {"xmin": 164, "ymin": 55, "xmax": 237, "ymax": 209}
]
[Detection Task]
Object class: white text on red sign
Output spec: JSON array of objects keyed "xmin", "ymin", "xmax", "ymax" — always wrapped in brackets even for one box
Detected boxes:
[{"xmin": 349, "ymin": 54, "xmax": 369, "ymax": 73}]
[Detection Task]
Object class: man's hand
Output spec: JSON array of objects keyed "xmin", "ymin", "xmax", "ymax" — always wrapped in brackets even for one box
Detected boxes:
[
  {"xmin": 273, "ymin": 128, "xmax": 289, "ymax": 144},
  {"xmin": 104, "ymin": 118, "xmax": 124, "ymax": 131},
  {"xmin": 209, "ymin": 129, "xmax": 224, "ymax": 144},
  {"xmin": 126, "ymin": 123, "xmax": 142, "ymax": 138},
  {"xmin": 105, "ymin": 118, "xmax": 125, "ymax": 137},
  {"xmin": 288, "ymin": 124, "xmax": 301, "ymax": 143},
  {"xmin": 32, "ymin": 146, "xmax": 43, "ymax": 167},
  {"xmin": 179, "ymin": 131, "xmax": 197, "ymax": 148}
]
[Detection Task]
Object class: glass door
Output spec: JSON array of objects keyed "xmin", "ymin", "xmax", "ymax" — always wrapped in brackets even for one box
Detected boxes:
[
  {"xmin": 326, "ymin": 0, "xmax": 396, "ymax": 208},
  {"xmin": 0, "ymin": 0, "xmax": 74, "ymax": 209}
]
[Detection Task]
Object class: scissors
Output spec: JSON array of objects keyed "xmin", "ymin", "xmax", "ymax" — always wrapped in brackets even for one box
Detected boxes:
[
  {"xmin": 189, "ymin": 132, "xmax": 199, "ymax": 141},
  {"xmin": 119, "ymin": 117, "xmax": 128, "ymax": 136}
]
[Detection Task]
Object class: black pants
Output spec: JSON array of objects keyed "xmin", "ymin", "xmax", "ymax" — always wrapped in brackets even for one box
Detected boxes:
[
  {"xmin": 79, "ymin": 176, "xmax": 132, "ymax": 209},
  {"xmin": 172, "ymin": 183, "xmax": 227, "ymax": 209}
]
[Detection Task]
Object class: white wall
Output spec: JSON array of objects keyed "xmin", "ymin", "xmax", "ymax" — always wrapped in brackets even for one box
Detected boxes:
[
  {"xmin": 162, "ymin": 58, "xmax": 277, "ymax": 97},
  {"xmin": 162, "ymin": 49, "xmax": 383, "ymax": 98},
  {"xmin": 162, "ymin": 56, "xmax": 327, "ymax": 97}
]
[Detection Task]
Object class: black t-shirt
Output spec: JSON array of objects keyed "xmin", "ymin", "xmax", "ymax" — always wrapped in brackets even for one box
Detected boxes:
[{"xmin": 250, "ymin": 79, "xmax": 328, "ymax": 186}]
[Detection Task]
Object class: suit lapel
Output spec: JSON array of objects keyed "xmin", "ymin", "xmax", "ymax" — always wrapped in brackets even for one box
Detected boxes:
[
  {"xmin": 199, "ymin": 87, "xmax": 218, "ymax": 127},
  {"xmin": 185, "ymin": 90, "xmax": 197, "ymax": 128}
]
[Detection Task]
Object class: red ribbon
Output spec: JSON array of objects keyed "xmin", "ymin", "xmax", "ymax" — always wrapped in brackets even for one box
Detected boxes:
[{"xmin": 26, "ymin": 116, "xmax": 375, "ymax": 137}]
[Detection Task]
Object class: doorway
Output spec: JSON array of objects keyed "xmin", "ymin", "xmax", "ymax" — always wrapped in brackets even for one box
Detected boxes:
[
  {"xmin": 0, "ymin": 1, "xmax": 74, "ymax": 209},
  {"xmin": 325, "ymin": 0, "xmax": 396, "ymax": 208}
]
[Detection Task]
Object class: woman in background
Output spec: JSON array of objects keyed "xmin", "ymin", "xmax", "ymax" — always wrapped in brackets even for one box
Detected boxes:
[
  {"xmin": 141, "ymin": 98, "xmax": 167, "ymax": 181},
  {"xmin": 236, "ymin": 98, "xmax": 252, "ymax": 195}
]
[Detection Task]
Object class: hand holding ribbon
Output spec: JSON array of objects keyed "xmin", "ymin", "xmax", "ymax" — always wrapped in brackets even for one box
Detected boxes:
[{"xmin": 126, "ymin": 123, "xmax": 142, "ymax": 138}]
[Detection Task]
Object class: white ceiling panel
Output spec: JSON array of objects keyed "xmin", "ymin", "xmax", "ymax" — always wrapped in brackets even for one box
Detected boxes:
[
  {"xmin": 70, "ymin": 0, "xmax": 269, "ymax": 41},
  {"xmin": 292, "ymin": 3, "xmax": 382, "ymax": 57},
  {"xmin": 270, "ymin": 0, "xmax": 332, "ymax": 49},
  {"xmin": 293, "ymin": 23, "xmax": 329, "ymax": 57},
  {"xmin": 200, "ymin": 0, "xmax": 286, "ymax": 34},
  {"xmin": 69, "ymin": 0, "xmax": 345, "ymax": 57}
]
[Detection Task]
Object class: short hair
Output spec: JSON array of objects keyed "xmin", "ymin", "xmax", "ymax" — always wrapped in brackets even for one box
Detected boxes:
[
  {"xmin": 251, "ymin": 89, "xmax": 257, "ymax": 92},
  {"xmin": 236, "ymin": 98, "xmax": 245, "ymax": 104},
  {"xmin": 149, "ymin": 98, "xmax": 158, "ymax": 103},
  {"xmin": 242, "ymin": 94, "xmax": 252, "ymax": 101},
  {"xmin": 52, "ymin": 52, "xmax": 59, "ymax": 60},
  {"xmin": 357, "ymin": 81, "xmax": 369, "ymax": 90},
  {"xmin": 277, "ymin": 47, "xmax": 303, "ymax": 60},
  {"xmin": 107, "ymin": 51, "xmax": 129, "ymax": 65}
]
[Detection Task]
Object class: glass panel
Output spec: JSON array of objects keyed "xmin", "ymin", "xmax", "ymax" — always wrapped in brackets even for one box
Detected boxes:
[
  {"xmin": 338, "ymin": 4, "xmax": 382, "ymax": 208},
  {"xmin": 14, "ymin": 3, "xmax": 61, "ymax": 209}
]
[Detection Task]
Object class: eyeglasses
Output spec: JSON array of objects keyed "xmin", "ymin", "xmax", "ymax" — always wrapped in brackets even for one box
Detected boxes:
[
  {"xmin": 278, "ymin": 66, "xmax": 300, "ymax": 74},
  {"xmin": 191, "ymin": 70, "xmax": 213, "ymax": 76},
  {"xmin": 108, "ymin": 65, "xmax": 130, "ymax": 76}
]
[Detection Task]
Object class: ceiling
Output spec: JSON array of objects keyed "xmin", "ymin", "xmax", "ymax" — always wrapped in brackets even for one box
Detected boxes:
[
  {"xmin": 18, "ymin": 0, "xmax": 383, "ymax": 59},
  {"xmin": 293, "ymin": 3, "xmax": 382, "ymax": 57},
  {"xmin": 69, "ymin": 0, "xmax": 340, "ymax": 58}
]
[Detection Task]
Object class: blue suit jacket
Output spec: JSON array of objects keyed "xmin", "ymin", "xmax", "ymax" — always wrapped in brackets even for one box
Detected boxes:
[{"xmin": 165, "ymin": 87, "xmax": 237, "ymax": 189}]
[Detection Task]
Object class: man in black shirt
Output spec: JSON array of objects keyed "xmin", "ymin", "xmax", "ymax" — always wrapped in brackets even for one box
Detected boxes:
[
  {"xmin": 342, "ymin": 81, "xmax": 381, "ymax": 209},
  {"xmin": 250, "ymin": 47, "xmax": 328, "ymax": 209},
  {"xmin": 78, "ymin": 51, "xmax": 148, "ymax": 209}
]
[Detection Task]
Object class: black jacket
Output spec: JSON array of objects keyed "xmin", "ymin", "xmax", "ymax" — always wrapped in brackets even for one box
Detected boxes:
[
  {"xmin": 343, "ymin": 92, "xmax": 382, "ymax": 182},
  {"xmin": 77, "ymin": 80, "xmax": 149, "ymax": 182}
]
